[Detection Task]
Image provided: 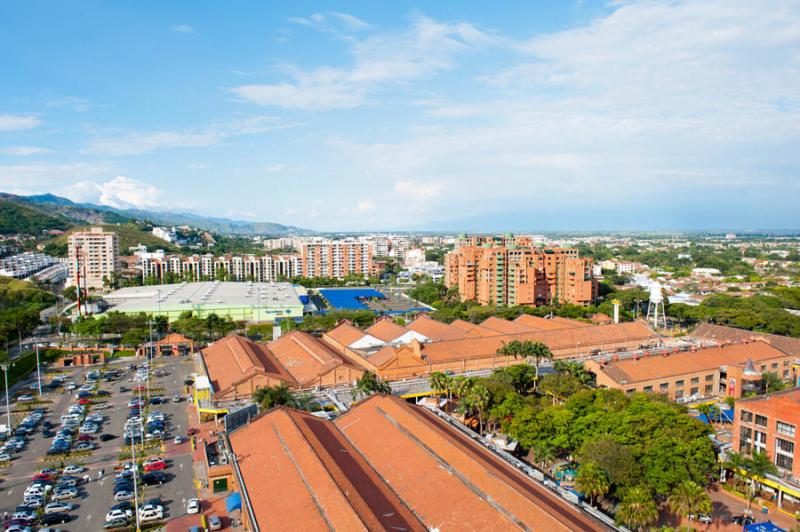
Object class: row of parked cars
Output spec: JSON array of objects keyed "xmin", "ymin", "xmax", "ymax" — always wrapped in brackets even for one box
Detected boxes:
[{"xmin": 4, "ymin": 464, "xmax": 87, "ymax": 531}]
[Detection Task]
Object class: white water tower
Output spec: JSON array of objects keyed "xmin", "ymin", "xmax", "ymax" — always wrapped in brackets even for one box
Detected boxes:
[{"xmin": 646, "ymin": 281, "xmax": 666, "ymax": 329}]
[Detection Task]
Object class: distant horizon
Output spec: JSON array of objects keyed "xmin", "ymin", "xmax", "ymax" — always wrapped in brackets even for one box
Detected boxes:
[{"xmin": 2, "ymin": 1, "xmax": 798, "ymax": 231}]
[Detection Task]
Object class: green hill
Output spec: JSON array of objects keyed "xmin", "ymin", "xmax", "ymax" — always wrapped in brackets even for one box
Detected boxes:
[
  {"xmin": 43, "ymin": 223, "xmax": 181, "ymax": 257},
  {"xmin": 0, "ymin": 200, "xmax": 72, "ymax": 235}
]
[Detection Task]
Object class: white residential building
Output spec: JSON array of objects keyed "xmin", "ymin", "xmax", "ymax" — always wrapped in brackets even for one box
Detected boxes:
[{"xmin": 68, "ymin": 227, "xmax": 119, "ymax": 290}]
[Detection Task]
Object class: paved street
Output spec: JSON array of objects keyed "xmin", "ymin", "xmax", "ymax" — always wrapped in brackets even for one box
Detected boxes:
[{"xmin": 0, "ymin": 354, "xmax": 196, "ymax": 531}]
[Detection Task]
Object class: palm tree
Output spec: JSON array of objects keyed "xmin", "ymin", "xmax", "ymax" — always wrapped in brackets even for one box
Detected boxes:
[
  {"xmin": 351, "ymin": 370, "xmax": 392, "ymax": 401},
  {"xmin": 428, "ymin": 372, "xmax": 450, "ymax": 404},
  {"xmin": 497, "ymin": 340, "xmax": 522, "ymax": 361},
  {"xmin": 667, "ymin": 480, "xmax": 711, "ymax": 525},
  {"xmin": 519, "ymin": 341, "xmax": 554, "ymax": 391},
  {"xmin": 253, "ymin": 382, "xmax": 294, "ymax": 410},
  {"xmin": 724, "ymin": 450, "xmax": 748, "ymax": 493},
  {"xmin": 461, "ymin": 384, "xmax": 490, "ymax": 435},
  {"xmin": 453, "ymin": 375, "xmax": 475, "ymax": 399},
  {"xmin": 574, "ymin": 462, "xmax": 609, "ymax": 506},
  {"xmin": 745, "ymin": 451, "xmax": 778, "ymax": 512},
  {"xmin": 616, "ymin": 486, "xmax": 659, "ymax": 531}
]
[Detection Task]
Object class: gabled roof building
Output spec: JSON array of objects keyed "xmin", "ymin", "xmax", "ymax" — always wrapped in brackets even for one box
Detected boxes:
[{"xmin": 227, "ymin": 395, "xmax": 607, "ymax": 531}]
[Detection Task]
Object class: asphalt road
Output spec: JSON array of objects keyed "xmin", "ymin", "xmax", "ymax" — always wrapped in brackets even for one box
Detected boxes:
[{"xmin": 0, "ymin": 355, "xmax": 196, "ymax": 531}]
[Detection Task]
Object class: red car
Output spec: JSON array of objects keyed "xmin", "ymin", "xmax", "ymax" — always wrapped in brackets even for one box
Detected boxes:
[
  {"xmin": 78, "ymin": 398, "xmax": 91, "ymax": 405},
  {"xmin": 143, "ymin": 460, "xmax": 167, "ymax": 472},
  {"xmin": 77, "ymin": 434, "xmax": 95, "ymax": 441},
  {"xmin": 31, "ymin": 472, "xmax": 56, "ymax": 481},
  {"xmin": 133, "ymin": 386, "xmax": 147, "ymax": 393}
]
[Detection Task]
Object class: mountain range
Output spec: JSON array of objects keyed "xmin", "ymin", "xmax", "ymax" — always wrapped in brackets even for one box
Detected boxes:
[{"xmin": 0, "ymin": 193, "xmax": 314, "ymax": 236}]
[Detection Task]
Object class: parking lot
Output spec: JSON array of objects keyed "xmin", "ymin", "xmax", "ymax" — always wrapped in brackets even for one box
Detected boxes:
[{"xmin": 0, "ymin": 354, "xmax": 197, "ymax": 531}]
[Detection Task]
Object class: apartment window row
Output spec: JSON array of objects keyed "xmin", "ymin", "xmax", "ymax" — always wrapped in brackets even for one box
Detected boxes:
[{"xmin": 777, "ymin": 421, "xmax": 797, "ymax": 438}]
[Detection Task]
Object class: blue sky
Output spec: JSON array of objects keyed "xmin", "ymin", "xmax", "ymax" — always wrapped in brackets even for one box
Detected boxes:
[{"xmin": 1, "ymin": 0, "xmax": 799, "ymax": 231}]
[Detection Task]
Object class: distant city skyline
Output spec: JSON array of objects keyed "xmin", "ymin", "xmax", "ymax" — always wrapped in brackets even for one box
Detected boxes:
[{"xmin": 1, "ymin": 1, "xmax": 798, "ymax": 231}]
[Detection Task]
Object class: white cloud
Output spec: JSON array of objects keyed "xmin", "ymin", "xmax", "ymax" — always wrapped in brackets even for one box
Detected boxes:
[
  {"xmin": 325, "ymin": 1, "xmax": 800, "ymax": 227},
  {"xmin": 0, "ymin": 146, "xmax": 51, "ymax": 156},
  {"xmin": 63, "ymin": 176, "xmax": 164, "ymax": 209},
  {"xmin": 355, "ymin": 200, "xmax": 376, "ymax": 214},
  {"xmin": 289, "ymin": 12, "xmax": 371, "ymax": 34},
  {"xmin": 230, "ymin": 16, "xmax": 498, "ymax": 110},
  {"xmin": 187, "ymin": 162, "xmax": 208, "ymax": 169},
  {"xmin": 0, "ymin": 115, "xmax": 41, "ymax": 131},
  {"xmin": 0, "ymin": 162, "xmax": 111, "ymax": 189},
  {"xmin": 84, "ymin": 116, "xmax": 290, "ymax": 155},
  {"xmin": 264, "ymin": 163, "xmax": 285, "ymax": 173},
  {"xmin": 172, "ymin": 24, "xmax": 195, "ymax": 34},
  {"xmin": 43, "ymin": 96, "xmax": 93, "ymax": 112}
]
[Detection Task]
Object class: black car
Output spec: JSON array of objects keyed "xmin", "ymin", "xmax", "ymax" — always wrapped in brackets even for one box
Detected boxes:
[
  {"xmin": 96, "ymin": 390, "xmax": 111, "ymax": 397},
  {"xmin": 40, "ymin": 512, "xmax": 71, "ymax": 525},
  {"xmin": 111, "ymin": 501, "xmax": 133, "ymax": 512},
  {"xmin": 149, "ymin": 397, "xmax": 163, "ymax": 405},
  {"xmin": 732, "ymin": 515, "xmax": 755, "ymax": 526},
  {"xmin": 100, "ymin": 433, "xmax": 116, "ymax": 442},
  {"xmin": 141, "ymin": 472, "xmax": 166, "ymax": 486}
]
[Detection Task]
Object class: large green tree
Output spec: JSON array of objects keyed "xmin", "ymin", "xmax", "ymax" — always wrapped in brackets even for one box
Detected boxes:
[
  {"xmin": 615, "ymin": 486, "xmax": 659, "ymax": 531},
  {"xmin": 575, "ymin": 462, "xmax": 610, "ymax": 506}
]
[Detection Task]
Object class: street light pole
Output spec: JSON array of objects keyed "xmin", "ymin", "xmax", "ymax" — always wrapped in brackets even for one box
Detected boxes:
[
  {"xmin": 130, "ymin": 430, "xmax": 141, "ymax": 532},
  {"xmin": 1, "ymin": 363, "xmax": 11, "ymax": 432},
  {"xmin": 35, "ymin": 344, "xmax": 42, "ymax": 397}
]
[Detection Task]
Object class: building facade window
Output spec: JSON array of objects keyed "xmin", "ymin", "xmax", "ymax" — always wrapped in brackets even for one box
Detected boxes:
[
  {"xmin": 690, "ymin": 387, "xmax": 699, "ymax": 396},
  {"xmin": 741, "ymin": 410, "xmax": 753, "ymax": 423},
  {"xmin": 755, "ymin": 414, "xmax": 769, "ymax": 427},
  {"xmin": 705, "ymin": 374, "xmax": 714, "ymax": 381},
  {"xmin": 776, "ymin": 453, "xmax": 794, "ymax": 471},
  {"xmin": 739, "ymin": 426, "xmax": 753, "ymax": 454},
  {"xmin": 691, "ymin": 377, "xmax": 700, "ymax": 384},
  {"xmin": 675, "ymin": 380, "xmax": 685, "ymax": 387},
  {"xmin": 777, "ymin": 421, "xmax": 796, "ymax": 438},
  {"xmin": 705, "ymin": 384, "xmax": 713, "ymax": 394},
  {"xmin": 643, "ymin": 386, "xmax": 653, "ymax": 393},
  {"xmin": 660, "ymin": 383, "xmax": 668, "ymax": 391}
]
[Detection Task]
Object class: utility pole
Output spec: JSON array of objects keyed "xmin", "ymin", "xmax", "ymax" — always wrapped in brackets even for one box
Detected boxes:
[
  {"xmin": 1, "ymin": 363, "xmax": 11, "ymax": 432},
  {"xmin": 130, "ymin": 428, "xmax": 141, "ymax": 532},
  {"xmin": 35, "ymin": 344, "xmax": 42, "ymax": 397}
]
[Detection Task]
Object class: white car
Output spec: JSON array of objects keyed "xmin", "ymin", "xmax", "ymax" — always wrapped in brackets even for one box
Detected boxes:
[
  {"xmin": 0, "ymin": 452, "xmax": 12, "ymax": 462},
  {"xmin": 45, "ymin": 502, "xmax": 75, "ymax": 513},
  {"xmin": 186, "ymin": 498, "xmax": 201, "ymax": 514},
  {"xmin": 139, "ymin": 507, "xmax": 163, "ymax": 522},
  {"xmin": 63, "ymin": 464, "xmax": 84, "ymax": 474},
  {"xmin": 17, "ymin": 395, "xmax": 34, "ymax": 403},
  {"xmin": 66, "ymin": 383, "xmax": 77, "ymax": 390},
  {"xmin": 51, "ymin": 488, "xmax": 78, "ymax": 500},
  {"xmin": 105, "ymin": 509, "xmax": 129, "ymax": 522}
]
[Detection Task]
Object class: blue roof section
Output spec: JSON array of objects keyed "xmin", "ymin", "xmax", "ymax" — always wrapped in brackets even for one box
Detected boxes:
[
  {"xmin": 319, "ymin": 288, "xmax": 385, "ymax": 310},
  {"xmin": 226, "ymin": 491, "xmax": 242, "ymax": 512},
  {"xmin": 745, "ymin": 521, "xmax": 786, "ymax": 532}
]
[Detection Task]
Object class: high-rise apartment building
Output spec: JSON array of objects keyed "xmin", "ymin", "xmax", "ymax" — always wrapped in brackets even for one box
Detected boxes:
[
  {"xmin": 67, "ymin": 227, "xmax": 119, "ymax": 290},
  {"xmin": 445, "ymin": 235, "xmax": 596, "ymax": 306},
  {"xmin": 140, "ymin": 253, "xmax": 301, "ymax": 282},
  {"xmin": 301, "ymin": 240, "xmax": 372, "ymax": 279}
]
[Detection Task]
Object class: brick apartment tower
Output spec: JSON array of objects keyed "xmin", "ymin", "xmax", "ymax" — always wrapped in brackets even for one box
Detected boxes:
[
  {"xmin": 301, "ymin": 240, "xmax": 372, "ymax": 279},
  {"xmin": 67, "ymin": 227, "xmax": 119, "ymax": 290},
  {"xmin": 445, "ymin": 235, "xmax": 597, "ymax": 306}
]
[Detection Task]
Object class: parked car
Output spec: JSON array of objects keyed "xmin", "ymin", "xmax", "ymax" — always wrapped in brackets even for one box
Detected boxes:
[
  {"xmin": 17, "ymin": 395, "xmax": 34, "ymax": 403},
  {"xmin": 103, "ymin": 517, "xmax": 129, "ymax": 529},
  {"xmin": 732, "ymin": 515, "xmax": 755, "ymax": 526},
  {"xmin": 143, "ymin": 460, "xmax": 167, "ymax": 472},
  {"xmin": 51, "ymin": 488, "xmax": 78, "ymax": 501},
  {"xmin": 186, "ymin": 498, "xmax": 200, "ymax": 514},
  {"xmin": 141, "ymin": 472, "xmax": 166, "ymax": 486},
  {"xmin": 208, "ymin": 515, "xmax": 222, "ymax": 531},
  {"xmin": 114, "ymin": 490, "xmax": 134, "ymax": 502},
  {"xmin": 44, "ymin": 502, "xmax": 74, "ymax": 514},
  {"xmin": 100, "ymin": 434, "xmax": 116, "ymax": 442},
  {"xmin": 39, "ymin": 513, "xmax": 70, "ymax": 526},
  {"xmin": 62, "ymin": 464, "xmax": 84, "ymax": 474}
]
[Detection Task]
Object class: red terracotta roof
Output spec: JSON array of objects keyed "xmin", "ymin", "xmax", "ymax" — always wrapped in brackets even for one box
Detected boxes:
[
  {"xmin": 689, "ymin": 322, "xmax": 800, "ymax": 356},
  {"xmin": 513, "ymin": 314, "xmax": 576, "ymax": 331},
  {"xmin": 479, "ymin": 316, "xmax": 537, "ymax": 334},
  {"xmin": 156, "ymin": 332, "xmax": 192, "ymax": 345},
  {"xmin": 406, "ymin": 315, "xmax": 467, "ymax": 341},
  {"xmin": 268, "ymin": 331, "xmax": 352, "ymax": 386},
  {"xmin": 229, "ymin": 396, "xmax": 605, "ymax": 531},
  {"xmin": 365, "ymin": 319, "xmax": 409, "ymax": 342},
  {"xmin": 229, "ymin": 407, "xmax": 424, "ymax": 531},
  {"xmin": 592, "ymin": 341, "xmax": 788, "ymax": 385},
  {"xmin": 450, "ymin": 319, "xmax": 500, "ymax": 337},
  {"xmin": 419, "ymin": 321, "xmax": 656, "ymax": 363},
  {"xmin": 325, "ymin": 322, "xmax": 368, "ymax": 347},
  {"xmin": 202, "ymin": 335, "xmax": 296, "ymax": 394}
]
